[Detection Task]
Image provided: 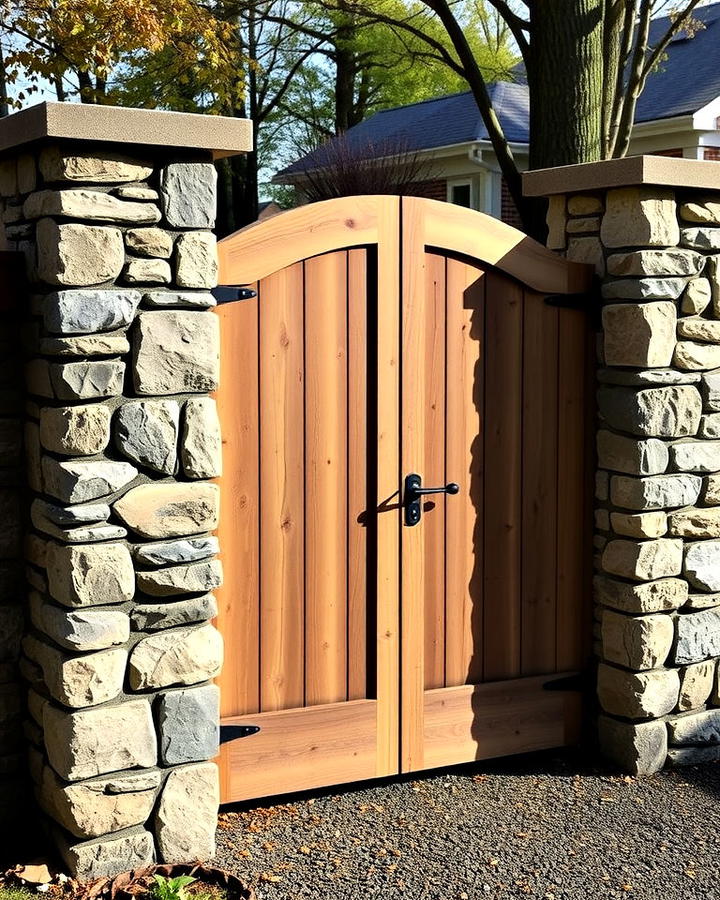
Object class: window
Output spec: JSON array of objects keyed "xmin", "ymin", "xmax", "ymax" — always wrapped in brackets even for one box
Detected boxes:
[{"xmin": 450, "ymin": 182, "xmax": 472, "ymax": 208}]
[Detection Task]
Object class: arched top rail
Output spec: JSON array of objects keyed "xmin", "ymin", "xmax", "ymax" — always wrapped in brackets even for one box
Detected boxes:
[{"xmin": 218, "ymin": 195, "xmax": 593, "ymax": 296}]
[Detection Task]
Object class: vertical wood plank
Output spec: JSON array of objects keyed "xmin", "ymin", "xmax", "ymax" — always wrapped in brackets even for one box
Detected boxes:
[
  {"xmin": 422, "ymin": 253, "xmax": 446, "ymax": 691},
  {"xmin": 304, "ymin": 251, "xmax": 349, "ymax": 706},
  {"xmin": 521, "ymin": 295, "xmax": 559, "ymax": 675},
  {"xmin": 348, "ymin": 249, "xmax": 368, "ymax": 701},
  {"xmin": 259, "ymin": 264, "xmax": 305, "ymax": 712},
  {"xmin": 215, "ymin": 291, "xmax": 260, "ymax": 719},
  {"xmin": 445, "ymin": 260, "xmax": 484, "ymax": 687},
  {"xmin": 483, "ymin": 271, "xmax": 523, "ymax": 682}
]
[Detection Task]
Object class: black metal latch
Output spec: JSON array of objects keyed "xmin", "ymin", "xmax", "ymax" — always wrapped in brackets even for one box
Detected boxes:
[
  {"xmin": 212, "ymin": 286, "xmax": 257, "ymax": 304},
  {"xmin": 403, "ymin": 473, "xmax": 459, "ymax": 526},
  {"xmin": 220, "ymin": 724, "xmax": 261, "ymax": 744}
]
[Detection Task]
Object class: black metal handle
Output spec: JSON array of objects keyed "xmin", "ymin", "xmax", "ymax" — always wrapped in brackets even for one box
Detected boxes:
[{"xmin": 404, "ymin": 473, "xmax": 460, "ymax": 526}]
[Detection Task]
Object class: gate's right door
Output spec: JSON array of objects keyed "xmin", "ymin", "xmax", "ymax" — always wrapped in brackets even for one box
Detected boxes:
[{"xmin": 399, "ymin": 198, "xmax": 592, "ymax": 773}]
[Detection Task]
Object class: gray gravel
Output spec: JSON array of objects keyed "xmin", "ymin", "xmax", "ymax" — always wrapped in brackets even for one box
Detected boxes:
[{"xmin": 215, "ymin": 749, "xmax": 720, "ymax": 900}]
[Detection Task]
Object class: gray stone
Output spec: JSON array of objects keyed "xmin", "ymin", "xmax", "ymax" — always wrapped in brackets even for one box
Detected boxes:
[
  {"xmin": 674, "ymin": 340, "xmax": 720, "ymax": 371},
  {"xmin": 39, "ymin": 332, "xmax": 131, "ymax": 357},
  {"xmin": 675, "ymin": 606, "xmax": 720, "ymax": 662},
  {"xmin": 678, "ymin": 660, "xmax": 715, "ymax": 711},
  {"xmin": 40, "ymin": 766, "xmax": 159, "ymax": 839},
  {"xmin": 39, "ymin": 147, "xmax": 153, "ymax": 184},
  {"xmin": 143, "ymin": 291, "xmax": 216, "ymax": 309},
  {"xmin": 601, "ymin": 609, "xmax": 673, "ymax": 670},
  {"xmin": 670, "ymin": 439, "xmax": 720, "ymax": 472},
  {"xmin": 116, "ymin": 185, "xmax": 159, "ymax": 200},
  {"xmin": 136, "ymin": 559, "xmax": 223, "ymax": 596},
  {"xmin": 596, "ymin": 431, "xmax": 668, "ymax": 476},
  {"xmin": 681, "ymin": 278, "xmax": 712, "ymax": 315},
  {"xmin": 182, "ymin": 398, "xmax": 222, "ymax": 478},
  {"xmin": 684, "ymin": 541, "xmax": 720, "ymax": 592},
  {"xmin": 45, "ymin": 541, "xmax": 135, "ymax": 607},
  {"xmin": 606, "ymin": 249, "xmax": 704, "ymax": 277},
  {"xmin": 34, "ymin": 499, "xmax": 110, "ymax": 526},
  {"xmin": 42, "ymin": 457, "xmax": 137, "ymax": 503},
  {"xmin": 699, "ymin": 413, "xmax": 720, "ymax": 438},
  {"xmin": 123, "ymin": 258, "xmax": 172, "ymax": 285},
  {"xmin": 49, "ymin": 360, "xmax": 125, "ymax": 401},
  {"xmin": 677, "ymin": 317, "xmax": 720, "ymax": 343},
  {"xmin": 668, "ymin": 506, "xmax": 720, "ymax": 537},
  {"xmin": 610, "ymin": 473, "xmax": 701, "ymax": 510},
  {"xmin": 31, "ymin": 515, "xmax": 127, "ymax": 544},
  {"xmin": 668, "ymin": 745, "xmax": 720, "ymax": 765},
  {"xmin": 160, "ymin": 163, "xmax": 217, "ymax": 228},
  {"xmin": 29, "ymin": 593, "xmax": 129, "ymax": 651},
  {"xmin": 36, "ymin": 219, "xmax": 125, "ymax": 287},
  {"xmin": 602, "ymin": 301, "xmax": 676, "ymax": 368},
  {"xmin": 131, "ymin": 593, "xmax": 218, "ymax": 631},
  {"xmin": 115, "ymin": 399, "xmax": 180, "ymax": 475},
  {"xmin": 681, "ymin": 201, "xmax": 720, "ymax": 225},
  {"xmin": 598, "ymin": 716, "xmax": 667, "ymax": 775},
  {"xmin": 601, "ymin": 277, "xmax": 688, "ymax": 301},
  {"xmin": 125, "ymin": 228, "xmax": 173, "ymax": 258},
  {"xmin": 24, "ymin": 190, "xmax": 161, "ymax": 224},
  {"xmin": 133, "ymin": 311, "xmax": 220, "ymax": 394},
  {"xmin": 44, "ymin": 698, "xmax": 157, "ymax": 781},
  {"xmin": 702, "ymin": 369, "xmax": 720, "ymax": 411},
  {"xmin": 681, "ymin": 227, "xmax": 720, "ymax": 250},
  {"xmin": 158, "ymin": 684, "xmax": 219, "ymax": 765},
  {"xmin": 133, "ymin": 536, "xmax": 218, "ymax": 566},
  {"xmin": 155, "ymin": 762, "xmax": 218, "ymax": 863},
  {"xmin": 610, "ymin": 510, "xmax": 667, "ymax": 539},
  {"xmin": 113, "ymin": 482, "xmax": 219, "ymax": 538},
  {"xmin": 595, "ymin": 575, "xmax": 688, "ymax": 614},
  {"xmin": 597, "ymin": 385, "xmax": 702, "ymax": 438},
  {"xmin": 175, "ymin": 232, "xmax": 218, "ymax": 289},
  {"xmin": 598, "ymin": 368, "xmax": 701, "ymax": 387},
  {"xmin": 44, "ymin": 289, "xmax": 141, "ymax": 335},
  {"xmin": 601, "ymin": 538, "xmax": 683, "ymax": 581},
  {"xmin": 39, "ymin": 403, "xmax": 111, "ymax": 456},
  {"xmin": 668, "ymin": 708, "xmax": 720, "ymax": 744},
  {"xmin": 128, "ymin": 623, "xmax": 223, "ymax": 690},
  {"xmin": 58, "ymin": 829, "xmax": 155, "ymax": 880},
  {"xmin": 597, "ymin": 664, "xmax": 680, "ymax": 719}
]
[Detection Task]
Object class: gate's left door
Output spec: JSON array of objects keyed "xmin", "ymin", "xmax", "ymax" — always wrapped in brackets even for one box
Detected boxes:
[{"xmin": 216, "ymin": 245, "xmax": 397, "ymax": 803}]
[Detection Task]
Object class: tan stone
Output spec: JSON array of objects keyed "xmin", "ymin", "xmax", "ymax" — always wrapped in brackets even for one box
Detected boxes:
[
  {"xmin": 601, "ymin": 187, "xmax": 679, "ymax": 248},
  {"xmin": 597, "ymin": 664, "xmax": 680, "ymax": 718},
  {"xmin": 601, "ymin": 538, "xmax": 683, "ymax": 581},
  {"xmin": 36, "ymin": 219, "xmax": 124, "ymax": 287},
  {"xmin": 668, "ymin": 507, "xmax": 720, "ymax": 537},
  {"xmin": 681, "ymin": 278, "xmax": 712, "ymax": 315},
  {"xmin": 39, "ymin": 404, "xmax": 111, "ymax": 456},
  {"xmin": 602, "ymin": 302, "xmax": 676, "ymax": 367},
  {"xmin": 678, "ymin": 660, "xmax": 715, "ymax": 711},
  {"xmin": 155, "ymin": 762, "xmax": 218, "ymax": 863},
  {"xmin": 128, "ymin": 623, "xmax": 223, "ymax": 690},
  {"xmin": 39, "ymin": 333, "xmax": 130, "ymax": 357},
  {"xmin": 182, "ymin": 397, "xmax": 222, "ymax": 478},
  {"xmin": 594, "ymin": 575, "xmax": 688, "ymax": 614},
  {"xmin": 125, "ymin": 228, "xmax": 173, "ymax": 258},
  {"xmin": 133, "ymin": 311, "xmax": 219, "ymax": 395},
  {"xmin": 610, "ymin": 473, "xmax": 701, "ymax": 510},
  {"xmin": 674, "ymin": 340, "xmax": 720, "ymax": 371},
  {"xmin": 23, "ymin": 190, "xmax": 160, "ymax": 224},
  {"xmin": 677, "ymin": 317, "xmax": 720, "ymax": 343},
  {"xmin": 566, "ymin": 236, "xmax": 604, "ymax": 275},
  {"xmin": 136, "ymin": 559, "xmax": 223, "ymax": 597},
  {"xmin": 568, "ymin": 194, "xmax": 603, "ymax": 216},
  {"xmin": 123, "ymin": 258, "xmax": 172, "ymax": 285},
  {"xmin": 595, "ymin": 508, "xmax": 610, "ymax": 531},
  {"xmin": 58, "ymin": 830, "xmax": 154, "ymax": 881},
  {"xmin": 566, "ymin": 216, "xmax": 599, "ymax": 234},
  {"xmin": 45, "ymin": 542, "xmax": 135, "ymax": 607},
  {"xmin": 601, "ymin": 609, "xmax": 674, "ymax": 670},
  {"xmin": 596, "ymin": 431, "xmax": 668, "ymax": 476},
  {"xmin": 699, "ymin": 413, "xmax": 720, "ymax": 439},
  {"xmin": 175, "ymin": 231, "xmax": 218, "ymax": 289},
  {"xmin": 669, "ymin": 439, "xmax": 720, "ymax": 472},
  {"xmin": 705, "ymin": 473, "xmax": 720, "ymax": 504},
  {"xmin": 610, "ymin": 511, "xmax": 667, "ymax": 538},
  {"xmin": 597, "ymin": 385, "xmax": 702, "ymax": 438},
  {"xmin": 606, "ymin": 249, "xmax": 704, "ymax": 277},
  {"xmin": 113, "ymin": 482, "xmax": 219, "ymax": 538},
  {"xmin": 681, "ymin": 200, "xmax": 720, "ymax": 225},
  {"xmin": 681, "ymin": 227, "xmax": 720, "ymax": 251},
  {"xmin": 39, "ymin": 146, "xmax": 153, "ymax": 184}
]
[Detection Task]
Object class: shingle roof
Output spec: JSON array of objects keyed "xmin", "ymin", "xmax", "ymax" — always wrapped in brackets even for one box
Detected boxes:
[{"xmin": 279, "ymin": 2, "xmax": 720, "ymax": 178}]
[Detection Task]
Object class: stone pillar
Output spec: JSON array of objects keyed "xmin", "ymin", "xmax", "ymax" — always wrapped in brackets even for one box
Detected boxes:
[
  {"xmin": 525, "ymin": 157, "xmax": 720, "ymax": 775},
  {"xmin": 0, "ymin": 103, "xmax": 250, "ymax": 877}
]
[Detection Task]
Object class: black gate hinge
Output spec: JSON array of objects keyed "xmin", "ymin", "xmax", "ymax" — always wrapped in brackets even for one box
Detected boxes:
[{"xmin": 220, "ymin": 724, "xmax": 261, "ymax": 744}]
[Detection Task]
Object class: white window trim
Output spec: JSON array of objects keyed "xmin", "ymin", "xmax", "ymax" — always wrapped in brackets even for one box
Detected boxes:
[{"xmin": 446, "ymin": 177, "xmax": 478, "ymax": 210}]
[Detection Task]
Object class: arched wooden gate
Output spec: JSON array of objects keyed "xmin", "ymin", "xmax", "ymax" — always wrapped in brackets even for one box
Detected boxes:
[{"xmin": 215, "ymin": 196, "xmax": 594, "ymax": 804}]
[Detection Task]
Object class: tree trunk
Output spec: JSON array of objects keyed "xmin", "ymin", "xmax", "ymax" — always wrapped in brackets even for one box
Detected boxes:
[
  {"xmin": 0, "ymin": 40, "xmax": 9, "ymax": 117},
  {"xmin": 334, "ymin": 34, "xmax": 356, "ymax": 133}
]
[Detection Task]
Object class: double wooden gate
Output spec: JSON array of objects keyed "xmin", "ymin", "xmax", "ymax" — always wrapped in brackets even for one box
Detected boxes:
[{"xmin": 215, "ymin": 196, "xmax": 594, "ymax": 803}]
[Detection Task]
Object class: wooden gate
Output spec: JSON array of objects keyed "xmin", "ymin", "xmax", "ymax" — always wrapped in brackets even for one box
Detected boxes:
[{"xmin": 215, "ymin": 196, "xmax": 594, "ymax": 804}]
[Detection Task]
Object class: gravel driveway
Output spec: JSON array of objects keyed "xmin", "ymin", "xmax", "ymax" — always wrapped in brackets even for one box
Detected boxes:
[{"xmin": 215, "ymin": 749, "xmax": 720, "ymax": 900}]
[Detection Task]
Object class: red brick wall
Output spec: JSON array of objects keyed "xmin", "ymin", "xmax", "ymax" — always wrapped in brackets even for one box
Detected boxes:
[
  {"xmin": 501, "ymin": 178, "xmax": 524, "ymax": 230},
  {"xmin": 651, "ymin": 148, "xmax": 683, "ymax": 158},
  {"xmin": 407, "ymin": 179, "xmax": 447, "ymax": 201},
  {"xmin": 704, "ymin": 147, "xmax": 720, "ymax": 161}
]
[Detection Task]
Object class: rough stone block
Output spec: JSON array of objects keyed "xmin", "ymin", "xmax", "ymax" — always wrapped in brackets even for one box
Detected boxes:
[
  {"xmin": 668, "ymin": 745, "xmax": 720, "ymax": 765},
  {"xmin": 681, "ymin": 227, "xmax": 720, "ymax": 250},
  {"xmin": 674, "ymin": 340, "xmax": 720, "ymax": 371},
  {"xmin": 598, "ymin": 368, "xmax": 700, "ymax": 387},
  {"xmin": 128, "ymin": 622, "xmax": 223, "ymax": 690},
  {"xmin": 610, "ymin": 473, "xmax": 701, "ymax": 510},
  {"xmin": 131, "ymin": 593, "xmax": 217, "ymax": 631},
  {"xmin": 125, "ymin": 228, "xmax": 173, "ymax": 258},
  {"xmin": 566, "ymin": 236, "xmax": 604, "ymax": 275},
  {"xmin": 684, "ymin": 541, "xmax": 720, "ymax": 592},
  {"xmin": 113, "ymin": 482, "xmax": 219, "ymax": 538},
  {"xmin": 24, "ymin": 190, "xmax": 160, "ymax": 224},
  {"xmin": 606, "ymin": 249, "xmax": 703, "ymax": 277},
  {"xmin": 602, "ymin": 277, "xmax": 687, "ymax": 301},
  {"xmin": 181, "ymin": 397, "xmax": 221, "ymax": 478},
  {"xmin": 566, "ymin": 216, "xmax": 599, "ymax": 234},
  {"xmin": 601, "ymin": 609, "xmax": 673, "ymax": 670},
  {"xmin": 115, "ymin": 399, "xmax": 180, "ymax": 475},
  {"xmin": 57, "ymin": 829, "xmax": 155, "ymax": 880},
  {"xmin": 675, "ymin": 606, "xmax": 720, "ymax": 662},
  {"xmin": 175, "ymin": 231, "xmax": 219, "ymax": 289},
  {"xmin": 596, "ymin": 431, "xmax": 668, "ymax": 476},
  {"xmin": 600, "ymin": 187, "xmax": 679, "ymax": 248},
  {"xmin": 545, "ymin": 195, "xmax": 566, "ymax": 250},
  {"xmin": 49, "ymin": 360, "xmax": 125, "ymax": 401},
  {"xmin": 45, "ymin": 541, "xmax": 135, "ymax": 607},
  {"xmin": 678, "ymin": 660, "xmax": 715, "ymax": 711},
  {"xmin": 610, "ymin": 511, "xmax": 667, "ymax": 538},
  {"xmin": 123, "ymin": 258, "xmax": 172, "ymax": 285},
  {"xmin": 43, "ymin": 698, "xmax": 156, "ymax": 780},
  {"xmin": 35, "ymin": 499, "xmax": 110, "ymax": 526},
  {"xmin": 29, "ymin": 593, "xmax": 129, "ymax": 651},
  {"xmin": 699, "ymin": 413, "xmax": 720, "ymax": 438},
  {"xmin": 702, "ymin": 369, "xmax": 720, "ymax": 411},
  {"xmin": 597, "ymin": 664, "xmax": 679, "ymax": 719},
  {"xmin": 598, "ymin": 715, "xmax": 667, "ymax": 775},
  {"xmin": 40, "ymin": 332, "xmax": 131, "ymax": 358},
  {"xmin": 136, "ymin": 559, "xmax": 222, "ymax": 597},
  {"xmin": 568, "ymin": 194, "xmax": 603, "ymax": 216},
  {"xmin": 160, "ymin": 162, "xmax": 217, "ymax": 229},
  {"xmin": 36, "ymin": 219, "xmax": 124, "ymax": 287},
  {"xmin": 158, "ymin": 684, "xmax": 220, "ymax": 765},
  {"xmin": 677, "ymin": 317, "xmax": 720, "ymax": 343},
  {"xmin": 44, "ymin": 289, "xmax": 141, "ymax": 335},
  {"xmin": 601, "ymin": 538, "xmax": 683, "ymax": 581},
  {"xmin": 133, "ymin": 311, "xmax": 219, "ymax": 395},
  {"xmin": 39, "ymin": 147, "xmax": 153, "ymax": 184},
  {"xmin": 155, "ymin": 762, "xmax": 218, "ymax": 863},
  {"xmin": 133, "ymin": 536, "xmax": 218, "ymax": 567},
  {"xmin": 40, "ymin": 404, "xmax": 111, "ymax": 456},
  {"xmin": 681, "ymin": 201, "xmax": 720, "ymax": 224},
  {"xmin": 670, "ymin": 439, "xmax": 720, "ymax": 472},
  {"xmin": 602, "ymin": 302, "xmax": 676, "ymax": 367},
  {"xmin": 668, "ymin": 507, "xmax": 720, "ymax": 538},
  {"xmin": 42, "ymin": 457, "xmax": 137, "ymax": 503},
  {"xmin": 705, "ymin": 473, "xmax": 720, "ymax": 504},
  {"xmin": 597, "ymin": 385, "xmax": 701, "ymax": 438},
  {"xmin": 668, "ymin": 708, "xmax": 720, "ymax": 744},
  {"xmin": 142, "ymin": 290, "xmax": 215, "ymax": 309},
  {"xmin": 681, "ymin": 278, "xmax": 712, "ymax": 315}
]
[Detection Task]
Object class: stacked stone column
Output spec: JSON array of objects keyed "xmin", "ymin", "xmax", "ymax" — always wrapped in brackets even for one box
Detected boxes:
[
  {"xmin": 6, "ymin": 143, "xmax": 225, "ymax": 875},
  {"xmin": 541, "ymin": 169, "xmax": 720, "ymax": 774}
]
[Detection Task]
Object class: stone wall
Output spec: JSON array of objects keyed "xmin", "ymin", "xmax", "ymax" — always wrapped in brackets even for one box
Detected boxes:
[
  {"xmin": 6, "ymin": 144, "xmax": 224, "ymax": 876},
  {"xmin": 547, "ymin": 179, "xmax": 720, "ymax": 774}
]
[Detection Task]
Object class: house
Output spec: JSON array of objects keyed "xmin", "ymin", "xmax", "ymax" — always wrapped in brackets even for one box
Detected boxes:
[{"xmin": 275, "ymin": 2, "xmax": 720, "ymax": 226}]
